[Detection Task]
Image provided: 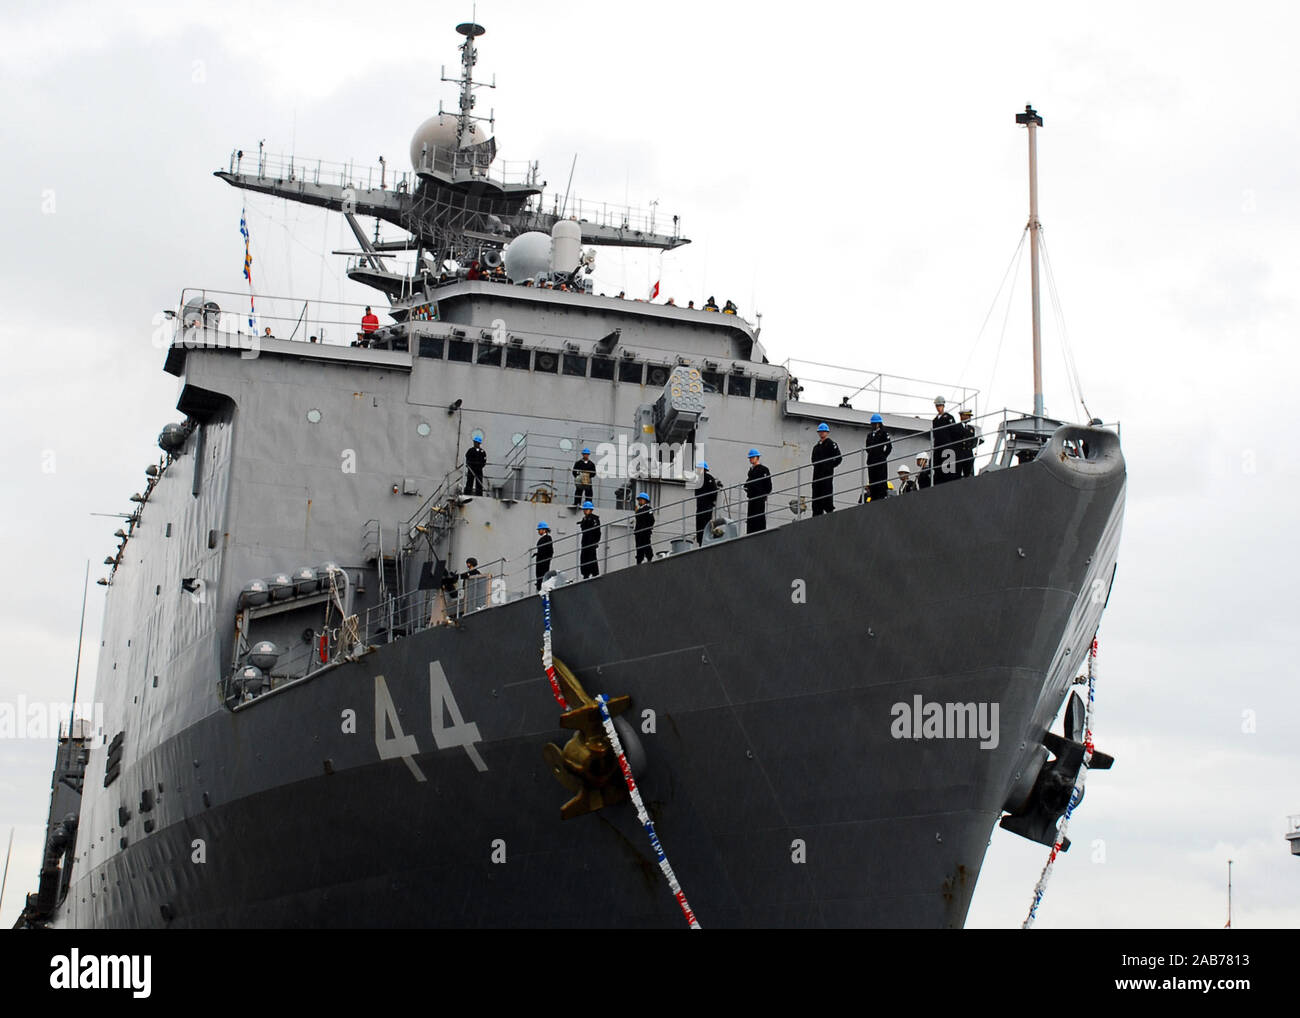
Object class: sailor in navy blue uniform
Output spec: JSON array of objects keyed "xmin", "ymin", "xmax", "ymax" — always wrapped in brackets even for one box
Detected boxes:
[
  {"xmin": 931, "ymin": 397, "xmax": 960, "ymax": 484},
  {"xmin": 464, "ymin": 435, "xmax": 487, "ymax": 496},
  {"xmin": 633, "ymin": 493, "xmax": 655, "ymax": 563},
  {"xmin": 810, "ymin": 423, "xmax": 841, "ymax": 515},
  {"xmin": 957, "ymin": 409, "xmax": 982, "ymax": 478},
  {"xmin": 534, "ymin": 522, "xmax": 553, "ymax": 590},
  {"xmin": 864, "ymin": 414, "xmax": 892, "ymax": 502},
  {"xmin": 572, "ymin": 447, "xmax": 595, "ymax": 505},
  {"xmin": 695, "ymin": 462, "xmax": 719, "ymax": 544},
  {"xmin": 578, "ymin": 501, "xmax": 601, "ymax": 578},
  {"xmin": 743, "ymin": 449, "xmax": 772, "ymax": 533}
]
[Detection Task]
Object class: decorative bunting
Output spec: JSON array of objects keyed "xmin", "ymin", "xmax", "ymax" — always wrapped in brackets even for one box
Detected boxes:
[
  {"xmin": 596, "ymin": 693, "xmax": 700, "ymax": 930},
  {"xmin": 538, "ymin": 578, "xmax": 699, "ymax": 928}
]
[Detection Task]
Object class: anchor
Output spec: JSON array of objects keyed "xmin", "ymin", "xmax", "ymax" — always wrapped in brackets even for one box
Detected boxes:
[
  {"xmin": 542, "ymin": 656, "xmax": 637, "ymax": 820},
  {"xmin": 1000, "ymin": 690, "xmax": 1114, "ymax": 849}
]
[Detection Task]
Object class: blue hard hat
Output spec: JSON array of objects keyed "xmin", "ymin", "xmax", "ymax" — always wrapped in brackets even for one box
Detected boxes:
[
  {"xmin": 637, "ymin": 492, "xmax": 649, "ymax": 501},
  {"xmin": 817, "ymin": 423, "xmax": 829, "ymax": 432},
  {"xmin": 581, "ymin": 500, "xmax": 594, "ymax": 510},
  {"xmin": 698, "ymin": 461, "xmax": 709, "ymax": 470},
  {"xmin": 747, "ymin": 448, "xmax": 760, "ymax": 458},
  {"xmin": 472, "ymin": 434, "xmax": 483, "ymax": 443},
  {"xmin": 581, "ymin": 447, "xmax": 590, "ymax": 455},
  {"xmin": 537, "ymin": 521, "xmax": 549, "ymax": 530},
  {"xmin": 870, "ymin": 413, "xmax": 883, "ymax": 424}
]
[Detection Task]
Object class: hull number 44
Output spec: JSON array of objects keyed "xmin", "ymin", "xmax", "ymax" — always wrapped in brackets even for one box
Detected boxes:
[{"xmin": 374, "ymin": 663, "xmax": 488, "ymax": 780}]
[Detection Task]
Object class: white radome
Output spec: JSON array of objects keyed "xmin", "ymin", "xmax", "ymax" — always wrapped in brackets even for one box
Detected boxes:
[
  {"xmin": 503, "ymin": 232, "xmax": 552, "ymax": 282},
  {"xmin": 409, "ymin": 113, "xmax": 484, "ymax": 168}
]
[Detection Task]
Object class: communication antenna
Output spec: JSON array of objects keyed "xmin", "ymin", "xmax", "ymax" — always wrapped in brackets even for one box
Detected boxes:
[
  {"xmin": 561, "ymin": 155, "xmax": 578, "ymax": 218},
  {"xmin": 442, "ymin": 21, "xmax": 496, "ymax": 150}
]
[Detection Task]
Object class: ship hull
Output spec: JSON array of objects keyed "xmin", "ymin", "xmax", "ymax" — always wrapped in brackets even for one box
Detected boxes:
[{"xmin": 52, "ymin": 438, "xmax": 1124, "ymax": 928}]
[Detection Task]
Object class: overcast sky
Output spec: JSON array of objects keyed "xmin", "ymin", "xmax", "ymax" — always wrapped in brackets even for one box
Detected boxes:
[{"xmin": 1, "ymin": 0, "xmax": 1297, "ymax": 929}]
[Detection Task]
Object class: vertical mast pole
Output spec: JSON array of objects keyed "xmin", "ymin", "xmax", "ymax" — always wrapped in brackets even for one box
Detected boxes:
[
  {"xmin": 1016, "ymin": 105, "xmax": 1045, "ymax": 417},
  {"xmin": 455, "ymin": 22, "xmax": 486, "ymax": 151},
  {"xmin": 1227, "ymin": 858, "xmax": 1233, "ymax": 927}
]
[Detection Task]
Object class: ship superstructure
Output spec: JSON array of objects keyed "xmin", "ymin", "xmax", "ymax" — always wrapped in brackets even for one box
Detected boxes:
[{"xmin": 18, "ymin": 25, "xmax": 1124, "ymax": 929}]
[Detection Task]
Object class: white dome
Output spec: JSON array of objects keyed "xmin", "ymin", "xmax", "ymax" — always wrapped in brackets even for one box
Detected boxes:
[
  {"xmin": 502, "ymin": 232, "xmax": 552, "ymax": 282},
  {"xmin": 409, "ymin": 114, "xmax": 484, "ymax": 168}
]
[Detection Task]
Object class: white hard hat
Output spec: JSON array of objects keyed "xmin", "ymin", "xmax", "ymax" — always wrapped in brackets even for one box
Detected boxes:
[{"xmin": 898, "ymin": 465, "xmax": 910, "ymax": 473}]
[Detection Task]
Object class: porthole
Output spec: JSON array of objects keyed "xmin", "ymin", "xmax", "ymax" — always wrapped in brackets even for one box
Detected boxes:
[
  {"xmin": 512, "ymin": 432, "xmax": 525, "ymax": 447},
  {"xmin": 559, "ymin": 438, "xmax": 574, "ymax": 452},
  {"xmin": 306, "ymin": 409, "xmax": 322, "ymax": 423},
  {"xmin": 416, "ymin": 422, "xmax": 431, "ymax": 437}
]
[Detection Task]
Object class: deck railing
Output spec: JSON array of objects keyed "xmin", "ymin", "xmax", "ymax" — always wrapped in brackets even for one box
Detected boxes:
[
  {"xmin": 227, "ymin": 406, "xmax": 1118, "ymax": 709},
  {"xmin": 427, "ymin": 407, "xmax": 1119, "ymax": 619},
  {"xmin": 783, "ymin": 358, "xmax": 979, "ymax": 419}
]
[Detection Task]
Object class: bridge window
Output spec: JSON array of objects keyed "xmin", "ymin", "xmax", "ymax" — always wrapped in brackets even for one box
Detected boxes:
[
  {"xmin": 476, "ymin": 343, "xmax": 503, "ymax": 366},
  {"xmin": 755, "ymin": 378, "xmax": 779, "ymax": 400},
  {"xmin": 590, "ymin": 356, "xmax": 615, "ymax": 380},
  {"xmin": 701, "ymin": 370, "xmax": 723, "ymax": 393},
  {"xmin": 535, "ymin": 351, "xmax": 559, "ymax": 373},
  {"xmin": 562, "ymin": 354, "xmax": 587, "ymax": 376},
  {"xmin": 727, "ymin": 374, "xmax": 751, "ymax": 397},
  {"xmin": 618, "ymin": 360, "xmax": 644, "ymax": 384},
  {"xmin": 418, "ymin": 336, "xmax": 444, "ymax": 359},
  {"xmin": 646, "ymin": 365, "xmax": 671, "ymax": 387},
  {"xmin": 505, "ymin": 346, "xmax": 531, "ymax": 370},
  {"xmin": 447, "ymin": 339, "xmax": 473, "ymax": 362}
]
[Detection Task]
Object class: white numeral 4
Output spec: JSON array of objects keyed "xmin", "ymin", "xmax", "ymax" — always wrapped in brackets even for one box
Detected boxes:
[
  {"xmin": 374, "ymin": 674, "xmax": 427, "ymax": 782},
  {"xmin": 429, "ymin": 662, "xmax": 487, "ymax": 772}
]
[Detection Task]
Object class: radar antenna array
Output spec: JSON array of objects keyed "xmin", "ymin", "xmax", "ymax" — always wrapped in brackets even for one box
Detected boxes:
[{"xmin": 440, "ymin": 21, "xmax": 495, "ymax": 149}]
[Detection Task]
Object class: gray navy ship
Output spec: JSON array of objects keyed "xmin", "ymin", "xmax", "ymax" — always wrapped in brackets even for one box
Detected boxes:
[{"xmin": 19, "ymin": 24, "xmax": 1124, "ymax": 929}]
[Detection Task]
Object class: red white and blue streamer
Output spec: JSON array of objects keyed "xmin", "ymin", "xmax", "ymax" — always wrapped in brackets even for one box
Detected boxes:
[
  {"xmin": 1022, "ymin": 638, "xmax": 1098, "ymax": 929},
  {"xmin": 538, "ymin": 585, "xmax": 569, "ymax": 710},
  {"xmin": 538, "ymin": 579, "xmax": 700, "ymax": 929},
  {"xmin": 596, "ymin": 693, "xmax": 701, "ymax": 930}
]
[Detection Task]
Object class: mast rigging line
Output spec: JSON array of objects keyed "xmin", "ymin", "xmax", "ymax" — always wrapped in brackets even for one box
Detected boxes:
[
  {"xmin": 69, "ymin": 561, "xmax": 90, "ymax": 735},
  {"xmin": 1037, "ymin": 231, "xmax": 1092, "ymax": 422},
  {"xmin": 983, "ymin": 232, "xmax": 1028, "ymax": 411},
  {"xmin": 960, "ymin": 229, "xmax": 1029, "ymax": 386},
  {"xmin": 243, "ymin": 197, "xmax": 346, "ymax": 307},
  {"xmin": 0, "ymin": 828, "xmax": 12, "ymax": 919},
  {"xmin": 560, "ymin": 154, "xmax": 577, "ymax": 219}
]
